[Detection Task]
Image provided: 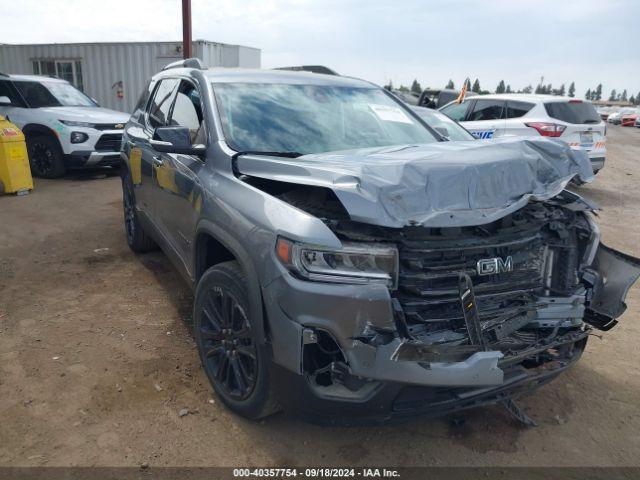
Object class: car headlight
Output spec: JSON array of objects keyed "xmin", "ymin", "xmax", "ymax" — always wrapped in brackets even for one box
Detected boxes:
[
  {"xmin": 276, "ymin": 237, "xmax": 399, "ymax": 289},
  {"xmin": 60, "ymin": 120, "xmax": 95, "ymax": 128}
]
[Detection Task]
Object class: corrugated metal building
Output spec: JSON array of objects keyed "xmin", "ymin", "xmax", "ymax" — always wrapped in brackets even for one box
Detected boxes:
[{"xmin": 0, "ymin": 40, "xmax": 261, "ymax": 112}]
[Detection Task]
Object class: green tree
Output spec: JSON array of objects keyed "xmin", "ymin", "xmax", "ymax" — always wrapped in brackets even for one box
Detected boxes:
[
  {"xmin": 496, "ymin": 80, "xmax": 506, "ymax": 93},
  {"xmin": 595, "ymin": 84, "xmax": 603, "ymax": 100},
  {"xmin": 445, "ymin": 79, "xmax": 455, "ymax": 89},
  {"xmin": 471, "ymin": 78, "xmax": 481, "ymax": 93},
  {"xmin": 558, "ymin": 84, "xmax": 566, "ymax": 96},
  {"xmin": 410, "ymin": 79, "xmax": 422, "ymax": 95},
  {"xmin": 522, "ymin": 85, "xmax": 533, "ymax": 94},
  {"xmin": 609, "ymin": 89, "xmax": 617, "ymax": 101},
  {"xmin": 630, "ymin": 95, "xmax": 636, "ymax": 105},
  {"xmin": 568, "ymin": 82, "xmax": 575, "ymax": 97},
  {"xmin": 621, "ymin": 89, "xmax": 628, "ymax": 102},
  {"xmin": 585, "ymin": 88, "xmax": 592, "ymax": 100},
  {"xmin": 383, "ymin": 80, "xmax": 393, "ymax": 91},
  {"xmin": 535, "ymin": 83, "xmax": 543, "ymax": 94},
  {"xmin": 505, "ymin": 84, "xmax": 512, "ymax": 93}
]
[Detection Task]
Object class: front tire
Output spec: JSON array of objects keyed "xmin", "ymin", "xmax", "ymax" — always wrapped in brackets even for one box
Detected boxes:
[
  {"xmin": 194, "ymin": 261, "xmax": 279, "ymax": 419},
  {"xmin": 26, "ymin": 134, "xmax": 66, "ymax": 178}
]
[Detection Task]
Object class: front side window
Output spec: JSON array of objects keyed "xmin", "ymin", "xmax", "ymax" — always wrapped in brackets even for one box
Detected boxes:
[
  {"xmin": 468, "ymin": 100, "xmax": 505, "ymax": 121},
  {"xmin": 170, "ymin": 80, "xmax": 205, "ymax": 144},
  {"xmin": 147, "ymin": 79, "xmax": 179, "ymax": 129},
  {"xmin": 440, "ymin": 101, "xmax": 471, "ymax": 122},
  {"xmin": 13, "ymin": 81, "xmax": 96, "ymax": 108},
  {"xmin": 213, "ymin": 83, "xmax": 438, "ymax": 155},
  {"xmin": 0, "ymin": 81, "xmax": 25, "ymax": 106}
]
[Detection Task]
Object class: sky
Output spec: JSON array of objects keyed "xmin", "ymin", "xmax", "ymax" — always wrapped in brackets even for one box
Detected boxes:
[{"xmin": 1, "ymin": 0, "xmax": 638, "ymax": 99}]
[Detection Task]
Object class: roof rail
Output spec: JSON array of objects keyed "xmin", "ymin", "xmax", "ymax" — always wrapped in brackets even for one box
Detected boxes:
[
  {"xmin": 274, "ymin": 65, "xmax": 339, "ymax": 75},
  {"xmin": 162, "ymin": 57, "xmax": 205, "ymax": 71}
]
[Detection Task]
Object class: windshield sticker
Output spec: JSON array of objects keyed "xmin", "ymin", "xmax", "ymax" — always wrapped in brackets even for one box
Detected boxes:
[{"xmin": 368, "ymin": 104, "xmax": 412, "ymax": 124}]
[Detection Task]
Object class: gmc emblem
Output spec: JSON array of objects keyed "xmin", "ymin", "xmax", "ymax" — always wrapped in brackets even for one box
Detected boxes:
[{"xmin": 477, "ymin": 256, "xmax": 513, "ymax": 276}]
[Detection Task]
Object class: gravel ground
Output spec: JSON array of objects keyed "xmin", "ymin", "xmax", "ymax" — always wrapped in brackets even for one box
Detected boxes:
[{"xmin": 0, "ymin": 126, "xmax": 639, "ymax": 467}]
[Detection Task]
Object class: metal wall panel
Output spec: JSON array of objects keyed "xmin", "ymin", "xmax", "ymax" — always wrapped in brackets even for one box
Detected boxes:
[{"xmin": 0, "ymin": 41, "xmax": 261, "ymax": 113}]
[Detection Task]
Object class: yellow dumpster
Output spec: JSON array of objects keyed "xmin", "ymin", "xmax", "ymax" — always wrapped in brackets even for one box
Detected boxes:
[{"xmin": 0, "ymin": 115, "xmax": 33, "ymax": 195}]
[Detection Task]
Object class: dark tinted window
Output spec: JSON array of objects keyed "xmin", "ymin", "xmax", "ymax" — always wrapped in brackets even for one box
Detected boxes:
[
  {"xmin": 13, "ymin": 81, "xmax": 61, "ymax": 107},
  {"xmin": 507, "ymin": 101, "xmax": 534, "ymax": 119},
  {"xmin": 0, "ymin": 81, "xmax": 25, "ymax": 106},
  {"xmin": 170, "ymin": 81, "xmax": 205, "ymax": 144},
  {"xmin": 544, "ymin": 101, "xmax": 600, "ymax": 124},
  {"xmin": 147, "ymin": 78, "xmax": 179, "ymax": 129},
  {"xmin": 440, "ymin": 101, "xmax": 471, "ymax": 121},
  {"xmin": 469, "ymin": 100, "xmax": 505, "ymax": 121}
]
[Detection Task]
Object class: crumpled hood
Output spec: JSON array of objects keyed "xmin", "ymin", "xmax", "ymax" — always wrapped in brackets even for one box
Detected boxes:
[
  {"xmin": 39, "ymin": 106, "xmax": 130, "ymax": 124},
  {"xmin": 237, "ymin": 136, "xmax": 594, "ymax": 228}
]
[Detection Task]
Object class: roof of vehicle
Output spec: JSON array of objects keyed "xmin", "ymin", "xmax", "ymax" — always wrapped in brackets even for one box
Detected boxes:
[
  {"xmin": 1, "ymin": 74, "xmax": 67, "ymax": 83},
  {"xmin": 459, "ymin": 93, "xmax": 593, "ymax": 104},
  {"xmin": 158, "ymin": 67, "xmax": 376, "ymax": 88}
]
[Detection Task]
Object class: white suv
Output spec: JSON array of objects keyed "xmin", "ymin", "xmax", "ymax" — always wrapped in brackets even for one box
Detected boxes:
[
  {"xmin": 0, "ymin": 74, "xmax": 130, "ymax": 178},
  {"xmin": 439, "ymin": 94, "xmax": 606, "ymax": 174}
]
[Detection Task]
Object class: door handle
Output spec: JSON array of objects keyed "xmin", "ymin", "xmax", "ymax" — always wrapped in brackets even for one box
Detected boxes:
[{"xmin": 152, "ymin": 155, "xmax": 164, "ymax": 167}]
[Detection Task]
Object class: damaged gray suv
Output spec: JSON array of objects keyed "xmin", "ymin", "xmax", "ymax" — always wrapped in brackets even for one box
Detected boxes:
[{"xmin": 120, "ymin": 59, "xmax": 640, "ymax": 424}]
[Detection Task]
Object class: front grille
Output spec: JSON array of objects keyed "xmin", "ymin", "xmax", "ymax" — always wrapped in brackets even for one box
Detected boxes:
[
  {"xmin": 94, "ymin": 133, "xmax": 123, "ymax": 152},
  {"xmin": 94, "ymin": 123, "xmax": 125, "ymax": 131},
  {"xmin": 394, "ymin": 221, "xmax": 551, "ymax": 342}
]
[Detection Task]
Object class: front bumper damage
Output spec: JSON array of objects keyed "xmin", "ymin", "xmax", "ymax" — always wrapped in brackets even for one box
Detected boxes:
[{"xmin": 263, "ymin": 236, "xmax": 639, "ymax": 424}]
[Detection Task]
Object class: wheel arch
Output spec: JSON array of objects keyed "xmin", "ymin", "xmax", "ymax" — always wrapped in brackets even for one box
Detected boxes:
[
  {"xmin": 21, "ymin": 123, "xmax": 63, "ymax": 150},
  {"xmin": 194, "ymin": 220, "xmax": 267, "ymax": 344}
]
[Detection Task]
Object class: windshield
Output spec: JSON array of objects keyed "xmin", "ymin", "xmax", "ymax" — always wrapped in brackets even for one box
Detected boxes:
[
  {"xmin": 14, "ymin": 81, "xmax": 96, "ymax": 108},
  {"xmin": 411, "ymin": 107, "xmax": 475, "ymax": 141},
  {"xmin": 212, "ymin": 83, "xmax": 439, "ymax": 155}
]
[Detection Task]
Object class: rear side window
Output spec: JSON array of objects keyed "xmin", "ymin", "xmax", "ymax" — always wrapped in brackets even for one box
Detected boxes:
[
  {"xmin": 440, "ymin": 101, "xmax": 471, "ymax": 121},
  {"xmin": 147, "ymin": 78, "xmax": 179, "ymax": 129},
  {"xmin": 468, "ymin": 100, "xmax": 505, "ymax": 121},
  {"xmin": 507, "ymin": 101, "xmax": 534, "ymax": 119},
  {"xmin": 544, "ymin": 101, "xmax": 600, "ymax": 124}
]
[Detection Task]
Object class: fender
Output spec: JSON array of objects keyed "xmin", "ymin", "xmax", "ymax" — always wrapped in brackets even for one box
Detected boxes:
[{"xmin": 194, "ymin": 218, "xmax": 267, "ymax": 344}]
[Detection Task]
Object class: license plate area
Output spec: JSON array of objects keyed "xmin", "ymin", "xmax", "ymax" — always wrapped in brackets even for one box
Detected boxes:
[{"xmin": 580, "ymin": 132, "xmax": 594, "ymax": 147}]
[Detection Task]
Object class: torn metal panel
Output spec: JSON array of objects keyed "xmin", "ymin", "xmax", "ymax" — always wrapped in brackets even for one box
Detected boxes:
[
  {"xmin": 584, "ymin": 243, "xmax": 640, "ymax": 330},
  {"xmin": 237, "ymin": 136, "xmax": 593, "ymax": 228}
]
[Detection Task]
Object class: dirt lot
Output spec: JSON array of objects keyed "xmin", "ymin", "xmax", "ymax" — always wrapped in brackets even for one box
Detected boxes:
[{"xmin": 1, "ymin": 126, "xmax": 639, "ymax": 467}]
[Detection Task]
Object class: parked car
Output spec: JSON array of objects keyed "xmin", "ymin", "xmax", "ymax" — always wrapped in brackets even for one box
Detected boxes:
[
  {"xmin": 607, "ymin": 108, "xmax": 637, "ymax": 125},
  {"xmin": 439, "ymin": 94, "xmax": 607, "ymax": 175},
  {"xmin": 418, "ymin": 88, "xmax": 476, "ymax": 109},
  {"xmin": 411, "ymin": 106, "xmax": 475, "ymax": 141},
  {"xmin": 635, "ymin": 116, "xmax": 640, "ymax": 128},
  {"xmin": 120, "ymin": 60, "xmax": 640, "ymax": 424},
  {"xmin": 621, "ymin": 112, "xmax": 640, "ymax": 127},
  {"xmin": 0, "ymin": 73, "xmax": 130, "ymax": 178}
]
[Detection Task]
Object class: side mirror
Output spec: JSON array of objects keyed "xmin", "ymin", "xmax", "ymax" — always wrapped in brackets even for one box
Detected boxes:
[
  {"xmin": 0, "ymin": 96, "xmax": 12, "ymax": 106},
  {"xmin": 434, "ymin": 126, "xmax": 450, "ymax": 139},
  {"xmin": 151, "ymin": 126, "xmax": 206, "ymax": 156}
]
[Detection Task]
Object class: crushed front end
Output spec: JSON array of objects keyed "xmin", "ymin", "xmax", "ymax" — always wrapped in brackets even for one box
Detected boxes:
[{"xmin": 262, "ymin": 188, "xmax": 640, "ymax": 425}]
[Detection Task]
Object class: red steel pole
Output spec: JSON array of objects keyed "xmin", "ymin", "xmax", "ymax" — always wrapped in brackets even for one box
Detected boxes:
[{"xmin": 182, "ymin": 0, "xmax": 192, "ymax": 59}]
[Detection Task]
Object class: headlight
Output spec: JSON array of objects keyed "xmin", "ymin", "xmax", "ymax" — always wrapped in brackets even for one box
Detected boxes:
[
  {"xmin": 276, "ymin": 237, "xmax": 399, "ymax": 289},
  {"xmin": 60, "ymin": 120, "xmax": 95, "ymax": 128}
]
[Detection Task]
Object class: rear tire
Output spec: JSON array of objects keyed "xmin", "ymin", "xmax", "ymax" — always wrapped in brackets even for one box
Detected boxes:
[
  {"xmin": 121, "ymin": 172, "xmax": 157, "ymax": 253},
  {"xmin": 26, "ymin": 134, "xmax": 66, "ymax": 178},
  {"xmin": 194, "ymin": 261, "xmax": 279, "ymax": 419}
]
